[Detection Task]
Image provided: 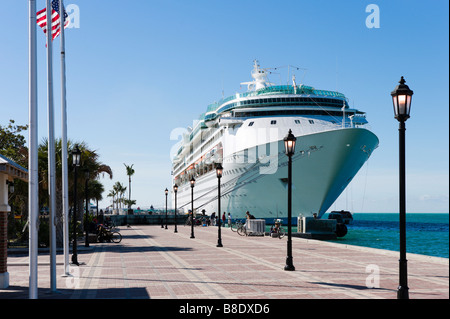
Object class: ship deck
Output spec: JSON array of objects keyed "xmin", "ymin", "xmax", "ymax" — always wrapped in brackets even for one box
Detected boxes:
[{"xmin": 4, "ymin": 225, "xmax": 448, "ymax": 301}]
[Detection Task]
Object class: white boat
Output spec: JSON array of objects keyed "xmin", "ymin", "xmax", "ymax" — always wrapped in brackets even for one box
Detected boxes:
[{"xmin": 171, "ymin": 60, "xmax": 379, "ymax": 221}]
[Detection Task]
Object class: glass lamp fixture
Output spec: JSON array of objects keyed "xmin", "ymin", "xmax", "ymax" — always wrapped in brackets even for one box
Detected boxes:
[
  {"xmin": 284, "ymin": 129, "xmax": 297, "ymax": 156},
  {"xmin": 391, "ymin": 76, "xmax": 414, "ymax": 122},
  {"xmin": 72, "ymin": 145, "xmax": 81, "ymax": 167}
]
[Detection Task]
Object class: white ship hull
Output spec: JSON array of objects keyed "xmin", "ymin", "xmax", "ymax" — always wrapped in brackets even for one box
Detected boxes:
[{"xmin": 173, "ymin": 126, "xmax": 378, "ymax": 220}]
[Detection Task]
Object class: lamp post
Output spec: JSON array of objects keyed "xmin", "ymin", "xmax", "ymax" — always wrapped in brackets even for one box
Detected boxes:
[
  {"xmin": 216, "ymin": 163, "xmax": 223, "ymax": 247},
  {"xmin": 6, "ymin": 180, "xmax": 14, "ymax": 193},
  {"xmin": 284, "ymin": 129, "xmax": 296, "ymax": 271},
  {"xmin": 160, "ymin": 188, "xmax": 164, "ymax": 228},
  {"xmin": 71, "ymin": 145, "xmax": 81, "ymax": 265},
  {"xmin": 84, "ymin": 169, "xmax": 90, "ymax": 247},
  {"xmin": 190, "ymin": 176, "xmax": 195, "ymax": 239},
  {"xmin": 391, "ymin": 76, "xmax": 413, "ymax": 299},
  {"xmin": 165, "ymin": 188, "xmax": 168, "ymax": 229},
  {"xmin": 173, "ymin": 184, "xmax": 178, "ymax": 233}
]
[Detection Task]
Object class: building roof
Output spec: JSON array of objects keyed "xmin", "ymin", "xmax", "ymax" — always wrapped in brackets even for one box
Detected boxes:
[{"xmin": 0, "ymin": 153, "xmax": 28, "ymax": 182}]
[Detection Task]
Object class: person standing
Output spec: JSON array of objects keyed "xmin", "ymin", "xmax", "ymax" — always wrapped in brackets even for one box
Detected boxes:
[
  {"xmin": 227, "ymin": 212, "xmax": 232, "ymax": 227},
  {"xmin": 222, "ymin": 212, "xmax": 226, "ymax": 226}
]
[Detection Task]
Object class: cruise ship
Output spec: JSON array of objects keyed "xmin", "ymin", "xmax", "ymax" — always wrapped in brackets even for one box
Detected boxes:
[{"xmin": 171, "ymin": 60, "xmax": 379, "ymax": 222}]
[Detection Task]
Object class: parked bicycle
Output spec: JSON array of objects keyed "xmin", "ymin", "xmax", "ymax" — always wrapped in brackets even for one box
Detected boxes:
[
  {"xmin": 230, "ymin": 219, "xmax": 244, "ymax": 232},
  {"xmin": 237, "ymin": 223, "xmax": 248, "ymax": 236},
  {"xmin": 97, "ymin": 224, "xmax": 122, "ymax": 243},
  {"xmin": 270, "ymin": 219, "xmax": 285, "ymax": 239}
]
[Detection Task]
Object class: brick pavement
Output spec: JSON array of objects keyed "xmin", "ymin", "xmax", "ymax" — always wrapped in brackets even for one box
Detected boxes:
[{"xmin": 1, "ymin": 224, "xmax": 448, "ymax": 300}]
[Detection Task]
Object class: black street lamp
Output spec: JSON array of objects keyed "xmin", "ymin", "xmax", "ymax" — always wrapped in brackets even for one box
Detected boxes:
[
  {"xmin": 173, "ymin": 184, "xmax": 178, "ymax": 233},
  {"xmin": 190, "ymin": 176, "xmax": 195, "ymax": 239},
  {"xmin": 216, "ymin": 163, "xmax": 223, "ymax": 247},
  {"xmin": 165, "ymin": 188, "xmax": 168, "ymax": 229},
  {"xmin": 71, "ymin": 145, "xmax": 81, "ymax": 266},
  {"xmin": 284, "ymin": 129, "xmax": 296, "ymax": 271},
  {"xmin": 84, "ymin": 169, "xmax": 90, "ymax": 247},
  {"xmin": 391, "ymin": 76, "xmax": 413, "ymax": 299}
]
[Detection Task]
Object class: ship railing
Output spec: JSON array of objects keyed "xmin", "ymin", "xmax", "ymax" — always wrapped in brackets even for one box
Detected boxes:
[{"xmin": 206, "ymin": 85, "xmax": 347, "ymax": 114}]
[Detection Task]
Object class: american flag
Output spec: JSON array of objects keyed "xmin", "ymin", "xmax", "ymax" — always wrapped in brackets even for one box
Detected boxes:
[{"xmin": 37, "ymin": 0, "xmax": 69, "ymax": 41}]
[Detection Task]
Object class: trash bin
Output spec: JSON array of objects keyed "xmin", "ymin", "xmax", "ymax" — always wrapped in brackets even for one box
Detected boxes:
[{"xmin": 247, "ymin": 219, "xmax": 265, "ymax": 236}]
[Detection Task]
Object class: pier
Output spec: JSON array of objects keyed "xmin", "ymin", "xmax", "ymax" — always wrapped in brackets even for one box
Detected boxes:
[{"xmin": 3, "ymin": 224, "xmax": 448, "ymax": 300}]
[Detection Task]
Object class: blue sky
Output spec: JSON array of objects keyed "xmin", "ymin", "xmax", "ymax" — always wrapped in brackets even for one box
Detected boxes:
[{"xmin": 1, "ymin": 0, "xmax": 448, "ymax": 213}]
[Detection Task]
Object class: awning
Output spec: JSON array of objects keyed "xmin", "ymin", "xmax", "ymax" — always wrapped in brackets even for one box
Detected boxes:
[{"xmin": 0, "ymin": 154, "xmax": 28, "ymax": 182}]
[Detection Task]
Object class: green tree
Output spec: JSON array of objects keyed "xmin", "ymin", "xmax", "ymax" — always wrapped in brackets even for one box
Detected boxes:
[
  {"xmin": 112, "ymin": 181, "xmax": 126, "ymax": 212},
  {"xmin": 124, "ymin": 163, "xmax": 135, "ymax": 210},
  {"xmin": 123, "ymin": 199, "xmax": 136, "ymax": 208},
  {"xmin": 1, "ymin": 120, "xmax": 28, "ymax": 242},
  {"xmin": 0, "ymin": 119, "xmax": 28, "ymax": 168},
  {"xmin": 107, "ymin": 189, "xmax": 117, "ymax": 211}
]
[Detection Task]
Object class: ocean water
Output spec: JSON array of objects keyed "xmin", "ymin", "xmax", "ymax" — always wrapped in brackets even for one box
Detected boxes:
[{"xmin": 324, "ymin": 213, "xmax": 449, "ymax": 258}]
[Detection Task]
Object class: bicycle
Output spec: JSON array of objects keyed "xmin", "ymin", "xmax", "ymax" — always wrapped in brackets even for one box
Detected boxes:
[
  {"xmin": 231, "ymin": 219, "xmax": 244, "ymax": 232},
  {"xmin": 270, "ymin": 219, "xmax": 285, "ymax": 239},
  {"xmin": 97, "ymin": 225, "xmax": 122, "ymax": 243},
  {"xmin": 237, "ymin": 223, "xmax": 248, "ymax": 236}
]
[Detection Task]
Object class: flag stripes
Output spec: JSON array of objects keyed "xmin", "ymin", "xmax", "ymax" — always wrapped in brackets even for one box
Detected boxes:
[{"xmin": 36, "ymin": 0, "xmax": 69, "ymax": 41}]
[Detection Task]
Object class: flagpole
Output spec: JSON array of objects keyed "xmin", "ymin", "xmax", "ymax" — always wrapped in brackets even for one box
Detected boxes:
[
  {"xmin": 28, "ymin": 0, "xmax": 39, "ymax": 300},
  {"xmin": 46, "ymin": 0, "xmax": 58, "ymax": 293},
  {"xmin": 59, "ymin": 0, "xmax": 70, "ymax": 277}
]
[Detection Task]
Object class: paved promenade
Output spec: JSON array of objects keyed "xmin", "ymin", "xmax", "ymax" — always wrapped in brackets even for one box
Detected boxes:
[{"xmin": 1, "ymin": 224, "xmax": 448, "ymax": 300}]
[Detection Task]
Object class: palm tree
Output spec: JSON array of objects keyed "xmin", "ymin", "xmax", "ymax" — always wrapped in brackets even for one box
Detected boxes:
[
  {"xmin": 112, "ymin": 181, "xmax": 126, "ymax": 213},
  {"xmin": 124, "ymin": 163, "xmax": 135, "ymax": 212},
  {"xmin": 107, "ymin": 189, "xmax": 117, "ymax": 211},
  {"xmin": 123, "ymin": 199, "xmax": 136, "ymax": 208},
  {"xmin": 88, "ymin": 179, "xmax": 104, "ymax": 219},
  {"xmin": 38, "ymin": 138, "xmax": 113, "ymax": 244}
]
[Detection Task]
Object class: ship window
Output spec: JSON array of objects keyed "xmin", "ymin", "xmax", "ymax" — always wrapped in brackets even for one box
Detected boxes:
[
  {"xmin": 294, "ymin": 120, "xmax": 301, "ymax": 124},
  {"xmin": 248, "ymin": 121, "xmax": 254, "ymax": 126},
  {"xmin": 309, "ymin": 120, "xmax": 314, "ymax": 124},
  {"xmin": 270, "ymin": 120, "xmax": 276, "ymax": 125}
]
